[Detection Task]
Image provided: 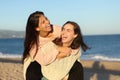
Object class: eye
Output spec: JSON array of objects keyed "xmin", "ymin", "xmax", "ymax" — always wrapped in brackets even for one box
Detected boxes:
[
  {"xmin": 61, "ymin": 27, "xmax": 64, "ymax": 31},
  {"xmin": 45, "ymin": 17, "xmax": 48, "ymax": 20},
  {"xmin": 67, "ymin": 29, "xmax": 70, "ymax": 32},
  {"xmin": 66, "ymin": 29, "xmax": 72, "ymax": 32},
  {"xmin": 42, "ymin": 20, "xmax": 45, "ymax": 23}
]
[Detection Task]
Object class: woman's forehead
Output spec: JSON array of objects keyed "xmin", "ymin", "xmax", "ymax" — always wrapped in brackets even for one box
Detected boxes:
[{"xmin": 63, "ymin": 23, "xmax": 74, "ymax": 30}]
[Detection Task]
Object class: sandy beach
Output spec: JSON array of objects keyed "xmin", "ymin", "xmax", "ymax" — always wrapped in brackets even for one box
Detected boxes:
[
  {"xmin": 0, "ymin": 58, "xmax": 120, "ymax": 80},
  {"xmin": 81, "ymin": 60, "xmax": 120, "ymax": 80}
]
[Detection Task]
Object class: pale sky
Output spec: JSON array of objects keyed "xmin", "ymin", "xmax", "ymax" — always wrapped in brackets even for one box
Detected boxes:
[{"xmin": 0, "ymin": 0, "xmax": 120, "ymax": 35}]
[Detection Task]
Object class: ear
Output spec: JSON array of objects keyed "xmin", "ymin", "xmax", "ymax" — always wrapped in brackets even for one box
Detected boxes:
[
  {"xmin": 35, "ymin": 27, "xmax": 40, "ymax": 31},
  {"xmin": 74, "ymin": 34, "xmax": 78, "ymax": 38}
]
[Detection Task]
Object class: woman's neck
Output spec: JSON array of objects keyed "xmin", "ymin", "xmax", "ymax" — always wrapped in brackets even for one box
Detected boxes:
[
  {"xmin": 39, "ymin": 31, "xmax": 50, "ymax": 38},
  {"xmin": 62, "ymin": 40, "xmax": 73, "ymax": 47},
  {"xmin": 63, "ymin": 43, "xmax": 70, "ymax": 47}
]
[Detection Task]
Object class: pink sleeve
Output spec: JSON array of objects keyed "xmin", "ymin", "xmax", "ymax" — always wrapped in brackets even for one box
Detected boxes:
[
  {"xmin": 35, "ymin": 42, "xmax": 59, "ymax": 66},
  {"xmin": 53, "ymin": 25, "xmax": 61, "ymax": 38}
]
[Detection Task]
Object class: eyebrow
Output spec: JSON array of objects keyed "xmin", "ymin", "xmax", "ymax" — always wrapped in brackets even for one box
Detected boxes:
[
  {"xmin": 62, "ymin": 27, "xmax": 72, "ymax": 31},
  {"xmin": 45, "ymin": 17, "xmax": 48, "ymax": 20}
]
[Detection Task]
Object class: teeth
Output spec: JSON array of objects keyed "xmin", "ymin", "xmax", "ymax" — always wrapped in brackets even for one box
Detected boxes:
[
  {"xmin": 62, "ymin": 37, "xmax": 67, "ymax": 39},
  {"xmin": 47, "ymin": 24, "xmax": 50, "ymax": 27},
  {"xmin": 48, "ymin": 24, "xmax": 50, "ymax": 26}
]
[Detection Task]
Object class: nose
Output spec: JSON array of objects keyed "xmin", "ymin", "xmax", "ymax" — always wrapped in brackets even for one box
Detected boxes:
[
  {"xmin": 61, "ymin": 29, "xmax": 66, "ymax": 35},
  {"xmin": 46, "ymin": 19, "xmax": 50, "ymax": 24}
]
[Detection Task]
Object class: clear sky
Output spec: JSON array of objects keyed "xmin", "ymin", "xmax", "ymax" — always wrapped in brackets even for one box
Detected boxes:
[{"xmin": 0, "ymin": 0, "xmax": 120, "ymax": 35}]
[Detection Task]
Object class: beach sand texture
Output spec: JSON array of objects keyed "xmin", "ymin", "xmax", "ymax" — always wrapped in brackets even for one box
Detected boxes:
[{"xmin": 0, "ymin": 58, "xmax": 120, "ymax": 80}]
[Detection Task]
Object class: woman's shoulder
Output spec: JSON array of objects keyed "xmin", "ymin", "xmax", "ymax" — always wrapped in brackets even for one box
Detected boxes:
[
  {"xmin": 53, "ymin": 25, "xmax": 61, "ymax": 37},
  {"xmin": 71, "ymin": 48, "xmax": 81, "ymax": 55},
  {"xmin": 41, "ymin": 41, "xmax": 57, "ymax": 50},
  {"xmin": 53, "ymin": 25, "xmax": 61, "ymax": 30}
]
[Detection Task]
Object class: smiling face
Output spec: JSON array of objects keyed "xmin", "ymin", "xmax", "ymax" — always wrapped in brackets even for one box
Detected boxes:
[
  {"xmin": 36, "ymin": 15, "xmax": 51, "ymax": 32},
  {"xmin": 61, "ymin": 23, "xmax": 77, "ymax": 46}
]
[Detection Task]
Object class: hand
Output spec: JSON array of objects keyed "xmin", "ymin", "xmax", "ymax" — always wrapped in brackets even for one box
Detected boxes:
[{"xmin": 56, "ymin": 46, "xmax": 72, "ymax": 59}]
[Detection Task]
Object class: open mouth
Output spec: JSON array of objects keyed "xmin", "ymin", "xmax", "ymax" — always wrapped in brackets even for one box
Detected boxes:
[
  {"xmin": 62, "ymin": 36, "xmax": 67, "ymax": 40},
  {"xmin": 46, "ymin": 24, "xmax": 51, "ymax": 29},
  {"xmin": 47, "ymin": 24, "xmax": 50, "ymax": 27}
]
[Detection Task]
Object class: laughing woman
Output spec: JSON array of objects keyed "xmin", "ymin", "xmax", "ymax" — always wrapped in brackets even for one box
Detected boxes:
[
  {"xmin": 23, "ymin": 11, "xmax": 88, "ymax": 80},
  {"xmin": 39, "ymin": 21, "xmax": 88, "ymax": 80}
]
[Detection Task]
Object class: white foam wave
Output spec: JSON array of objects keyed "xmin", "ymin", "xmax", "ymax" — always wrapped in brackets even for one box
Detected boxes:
[
  {"xmin": 0, "ymin": 52, "xmax": 120, "ymax": 61},
  {"xmin": 91, "ymin": 55, "xmax": 120, "ymax": 61},
  {"xmin": 0, "ymin": 52, "xmax": 22, "ymax": 58},
  {"xmin": 81, "ymin": 54, "xmax": 120, "ymax": 61}
]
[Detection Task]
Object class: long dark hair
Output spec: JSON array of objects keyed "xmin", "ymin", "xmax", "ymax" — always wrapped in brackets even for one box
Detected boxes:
[
  {"xmin": 53, "ymin": 21, "xmax": 89, "ymax": 51},
  {"xmin": 22, "ymin": 11, "xmax": 44, "ymax": 62}
]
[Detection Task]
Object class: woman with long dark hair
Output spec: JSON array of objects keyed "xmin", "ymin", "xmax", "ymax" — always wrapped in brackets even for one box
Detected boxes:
[
  {"xmin": 41, "ymin": 21, "xmax": 88, "ymax": 80},
  {"xmin": 23, "ymin": 11, "xmax": 88, "ymax": 80}
]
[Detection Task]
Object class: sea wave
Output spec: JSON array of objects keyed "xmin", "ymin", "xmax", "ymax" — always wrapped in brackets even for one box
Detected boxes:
[
  {"xmin": 0, "ymin": 52, "xmax": 120, "ymax": 61},
  {"xmin": 0, "ymin": 52, "xmax": 22, "ymax": 58},
  {"xmin": 81, "ymin": 54, "xmax": 120, "ymax": 61}
]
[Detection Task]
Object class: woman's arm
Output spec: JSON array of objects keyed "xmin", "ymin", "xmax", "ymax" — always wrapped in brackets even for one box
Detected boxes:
[
  {"xmin": 30, "ymin": 42, "xmax": 59, "ymax": 66},
  {"xmin": 56, "ymin": 46, "xmax": 72, "ymax": 59},
  {"xmin": 56, "ymin": 47, "xmax": 80, "ymax": 59}
]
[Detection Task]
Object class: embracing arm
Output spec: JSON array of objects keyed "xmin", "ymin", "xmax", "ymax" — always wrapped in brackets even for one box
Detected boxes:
[
  {"xmin": 56, "ymin": 47, "xmax": 80, "ymax": 59},
  {"xmin": 56, "ymin": 46, "xmax": 72, "ymax": 59},
  {"xmin": 30, "ymin": 42, "xmax": 59, "ymax": 66}
]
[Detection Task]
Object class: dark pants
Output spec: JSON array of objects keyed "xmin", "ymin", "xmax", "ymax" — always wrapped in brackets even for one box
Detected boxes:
[
  {"xmin": 68, "ymin": 61, "xmax": 84, "ymax": 80},
  {"xmin": 26, "ymin": 60, "xmax": 83, "ymax": 80},
  {"xmin": 26, "ymin": 61, "xmax": 43, "ymax": 80}
]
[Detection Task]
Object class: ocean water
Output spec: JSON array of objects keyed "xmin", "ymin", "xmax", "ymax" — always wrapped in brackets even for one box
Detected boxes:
[{"xmin": 0, "ymin": 34, "xmax": 120, "ymax": 61}]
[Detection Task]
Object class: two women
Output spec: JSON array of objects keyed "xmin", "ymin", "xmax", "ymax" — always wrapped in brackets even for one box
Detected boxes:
[{"xmin": 23, "ymin": 11, "xmax": 88, "ymax": 80}]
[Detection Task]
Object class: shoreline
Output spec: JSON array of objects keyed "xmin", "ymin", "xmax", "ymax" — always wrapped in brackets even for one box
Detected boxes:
[
  {"xmin": 0, "ymin": 58, "xmax": 120, "ymax": 80},
  {"xmin": 0, "ymin": 56, "xmax": 120, "ymax": 62}
]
